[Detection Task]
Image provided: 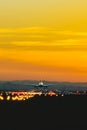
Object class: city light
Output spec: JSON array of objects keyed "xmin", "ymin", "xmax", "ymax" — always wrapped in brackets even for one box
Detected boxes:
[
  {"xmin": 0, "ymin": 95, "xmax": 4, "ymax": 100},
  {"xmin": 0, "ymin": 89, "xmax": 86, "ymax": 101},
  {"xmin": 7, "ymin": 96, "xmax": 10, "ymax": 101}
]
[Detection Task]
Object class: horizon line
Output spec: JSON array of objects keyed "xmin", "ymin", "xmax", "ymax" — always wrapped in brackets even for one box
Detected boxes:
[{"xmin": 0, "ymin": 79, "xmax": 87, "ymax": 83}]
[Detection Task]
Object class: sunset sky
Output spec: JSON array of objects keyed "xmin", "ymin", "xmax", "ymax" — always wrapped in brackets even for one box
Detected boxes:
[{"xmin": 0, "ymin": 0, "xmax": 87, "ymax": 82}]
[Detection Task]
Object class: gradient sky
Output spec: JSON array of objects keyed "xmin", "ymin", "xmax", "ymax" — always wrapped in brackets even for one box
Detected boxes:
[{"xmin": 0, "ymin": 0, "xmax": 87, "ymax": 82}]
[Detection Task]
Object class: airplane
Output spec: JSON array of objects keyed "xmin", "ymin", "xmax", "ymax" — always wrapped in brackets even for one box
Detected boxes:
[{"xmin": 23, "ymin": 81, "xmax": 57, "ymax": 91}]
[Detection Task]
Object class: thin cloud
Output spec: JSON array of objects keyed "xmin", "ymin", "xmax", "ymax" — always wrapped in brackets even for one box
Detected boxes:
[{"xmin": 0, "ymin": 27, "xmax": 87, "ymax": 51}]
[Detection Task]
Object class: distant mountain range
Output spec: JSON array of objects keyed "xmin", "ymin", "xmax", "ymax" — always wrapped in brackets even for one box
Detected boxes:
[{"xmin": 0, "ymin": 80, "xmax": 87, "ymax": 91}]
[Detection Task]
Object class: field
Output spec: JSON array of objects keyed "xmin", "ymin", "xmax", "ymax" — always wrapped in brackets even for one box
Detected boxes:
[{"xmin": 0, "ymin": 95, "xmax": 87, "ymax": 130}]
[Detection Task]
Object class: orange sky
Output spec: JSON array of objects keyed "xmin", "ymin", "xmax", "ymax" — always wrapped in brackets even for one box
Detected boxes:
[{"xmin": 0, "ymin": 0, "xmax": 87, "ymax": 82}]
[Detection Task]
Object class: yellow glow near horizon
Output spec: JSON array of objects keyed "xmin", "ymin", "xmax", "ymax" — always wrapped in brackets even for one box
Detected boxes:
[{"xmin": 0, "ymin": 0, "xmax": 87, "ymax": 82}]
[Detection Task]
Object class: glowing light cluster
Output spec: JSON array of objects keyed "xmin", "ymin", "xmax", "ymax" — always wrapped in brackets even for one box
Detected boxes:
[
  {"xmin": 48, "ymin": 91, "xmax": 56, "ymax": 96},
  {"xmin": 0, "ymin": 95, "xmax": 4, "ymax": 100},
  {"xmin": 11, "ymin": 91, "xmax": 35, "ymax": 101}
]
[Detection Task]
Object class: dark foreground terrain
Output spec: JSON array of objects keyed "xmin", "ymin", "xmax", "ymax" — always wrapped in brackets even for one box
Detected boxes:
[{"xmin": 0, "ymin": 95, "xmax": 87, "ymax": 130}]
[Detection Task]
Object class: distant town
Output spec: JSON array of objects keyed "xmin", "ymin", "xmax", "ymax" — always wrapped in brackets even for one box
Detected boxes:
[{"xmin": 0, "ymin": 81, "xmax": 87, "ymax": 101}]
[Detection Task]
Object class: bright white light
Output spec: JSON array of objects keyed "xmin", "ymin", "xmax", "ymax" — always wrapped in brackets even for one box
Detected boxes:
[{"xmin": 39, "ymin": 82, "xmax": 44, "ymax": 86}]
